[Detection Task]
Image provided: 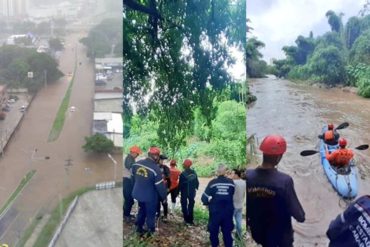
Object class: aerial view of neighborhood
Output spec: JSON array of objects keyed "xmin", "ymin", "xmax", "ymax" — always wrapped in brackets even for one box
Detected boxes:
[{"xmin": 0, "ymin": 0, "xmax": 123, "ymax": 246}]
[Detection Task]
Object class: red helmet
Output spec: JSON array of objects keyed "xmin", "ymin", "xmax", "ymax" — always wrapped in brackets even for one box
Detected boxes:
[
  {"xmin": 130, "ymin": 145, "xmax": 142, "ymax": 155},
  {"xmin": 339, "ymin": 138, "xmax": 347, "ymax": 148},
  {"xmin": 259, "ymin": 135, "xmax": 287, "ymax": 155},
  {"xmin": 149, "ymin": 147, "xmax": 160, "ymax": 155},
  {"xmin": 183, "ymin": 159, "xmax": 192, "ymax": 168},
  {"xmin": 328, "ymin": 124, "xmax": 334, "ymax": 130},
  {"xmin": 170, "ymin": 160, "xmax": 177, "ymax": 166}
]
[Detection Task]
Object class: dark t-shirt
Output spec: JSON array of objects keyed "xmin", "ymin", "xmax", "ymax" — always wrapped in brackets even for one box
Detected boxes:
[{"xmin": 247, "ymin": 168, "xmax": 305, "ymax": 245}]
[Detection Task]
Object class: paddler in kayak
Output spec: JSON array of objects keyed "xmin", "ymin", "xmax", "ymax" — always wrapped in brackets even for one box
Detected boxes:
[
  {"xmin": 325, "ymin": 138, "xmax": 354, "ymax": 168},
  {"xmin": 319, "ymin": 123, "xmax": 340, "ymax": 145}
]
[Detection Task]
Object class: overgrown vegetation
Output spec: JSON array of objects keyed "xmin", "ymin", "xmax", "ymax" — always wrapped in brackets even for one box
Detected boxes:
[
  {"xmin": 271, "ymin": 3, "xmax": 370, "ymax": 97},
  {"xmin": 124, "ymin": 95, "xmax": 246, "ymax": 177},
  {"xmin": 0, "ymin": 46, "xmax": 63, "ymax": 93},
  {"xmin": 79, "ymin": 18, "xmax": 122, "ymax": 58}
]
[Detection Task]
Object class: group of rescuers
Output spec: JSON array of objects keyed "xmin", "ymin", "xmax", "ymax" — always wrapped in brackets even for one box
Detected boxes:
[
  {"xmin": 123, "ymin": 123, "xmax": 366, "ymax": 247},
  {"xmin": 123, "ymin": 146, "xmax": 246, "ymax": 247}
]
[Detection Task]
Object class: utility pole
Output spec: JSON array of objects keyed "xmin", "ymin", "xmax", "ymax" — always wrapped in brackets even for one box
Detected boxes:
[{"xmin": 107, "ymin": 153, "xmax": 117, "ymax": 181}]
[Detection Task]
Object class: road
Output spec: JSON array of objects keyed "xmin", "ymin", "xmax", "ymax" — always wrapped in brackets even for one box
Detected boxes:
[{"xmin": 0, "ymin": 32, "xmax": 121, "ymax": 246}]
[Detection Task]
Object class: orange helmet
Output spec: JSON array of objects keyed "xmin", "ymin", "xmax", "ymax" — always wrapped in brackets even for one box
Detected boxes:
[
  {"xmin": 130, "ymin": 145, "xmax": 142, "ymax": 155},
  {"xmin": 328, "ymin": 124, "xmax": 334, "ymax": 130},
  {"xmin": 259, "ymin": 135, "xmax": 287, "ymax": 155},
  {"xmin": 183, "ymin": 159, "xmax": 192, "ymax": 168},
  {"xmin": 170, "ymin": 160, "xmax": 177, "ymax": 166},
  {"xmin": 149, "ymin": 147, "xmax": 161, "ymax": 155},
  {"xmin": 339, "ymin": 138, "xmax": 347, "ymax": 148}
]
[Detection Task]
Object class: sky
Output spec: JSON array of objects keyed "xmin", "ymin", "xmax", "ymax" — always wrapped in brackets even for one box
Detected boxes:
[{"xmin": 247, "ymin": 0, "xmax": 366, "ymax": 62}]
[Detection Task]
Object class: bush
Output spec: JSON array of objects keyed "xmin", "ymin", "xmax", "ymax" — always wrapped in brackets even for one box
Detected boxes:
[{"xmin": 83, "ymin": 133, "xmax": 114, "ymax": 153}]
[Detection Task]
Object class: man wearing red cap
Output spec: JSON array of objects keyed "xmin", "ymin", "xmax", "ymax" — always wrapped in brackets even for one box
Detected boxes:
[
  {"xmin": 246, "ymin": 135, "xmax": 305, "ymax": 247},
  {"xmin": 131, "ymin": 146, "xmax": 167, "ymax": 235},
  {"xmin": 179, "ymin": 159, "xmax": 199, "ymax": 225},
  {"xmin": 123, "ymin": 145, "xmax": 142, "ymax": 222},
  {"xmin": 319, "ymin": 124, "xmax": 340, "ymax": 145},
  {"xmin": 326, "ymin": 137, "xmax": 354, "ymax": 168}
]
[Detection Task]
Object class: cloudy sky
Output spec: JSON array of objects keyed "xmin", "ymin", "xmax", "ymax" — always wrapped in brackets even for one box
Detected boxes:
[{"xmin": 247, "ymin": 0, "xmax": 366, "ymax": 62}]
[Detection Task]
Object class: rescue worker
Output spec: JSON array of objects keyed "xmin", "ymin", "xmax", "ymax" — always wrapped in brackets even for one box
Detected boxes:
[
  {"xmin": 326, "ymin": 138, "xmax": 354, "ymax": 168},
  {"xmin": 327, "ymin": 195, "xmax": 370, "ymax": 247},
  {"xmin": 156, "ymin": 154, "xmax": 171, "ymax": 220},
  {"xmin": 247, "ymin": 135, "xmax": 305, "ymax": 247},
  {"xmin": 319, "ymin": 123, "xmax": 340, "ymax": 145},
  {"xmin": 232, "ymin": 169, "xmax": 246, "ymax": 239},
  {"xmin": 123, "ymin": 145, "xmax": 142, "ymax": 222},
  {"xmin": 202, "ymin": 164, "xmax": 235, "ymax": 247},
  {"xmin": 131, "ymin": 147, "xmax": 167, "ymax": 235},
  {"xmin": 169, "ymin": 159, "xmax": 181, "ymax": 213},
  {"xmin": 179, "ymin": 159, "xmax": 199, "ymax": 225}
]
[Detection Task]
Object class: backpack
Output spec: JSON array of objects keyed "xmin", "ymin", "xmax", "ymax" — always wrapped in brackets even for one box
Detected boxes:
[{"xmin": 327, "ymin": 195, "xmax": 370, "ymax": 247}]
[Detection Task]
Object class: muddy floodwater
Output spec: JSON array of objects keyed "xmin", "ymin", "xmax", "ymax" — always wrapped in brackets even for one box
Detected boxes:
[{"xmin": 247, "ymin": 77, "xmax": 370, "ymax": 247}]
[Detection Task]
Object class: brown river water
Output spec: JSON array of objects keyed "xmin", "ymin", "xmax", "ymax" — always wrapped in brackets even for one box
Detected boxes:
[{"xmin": 247, "ymin": 77, "xmax": 370, "ymax": 246}]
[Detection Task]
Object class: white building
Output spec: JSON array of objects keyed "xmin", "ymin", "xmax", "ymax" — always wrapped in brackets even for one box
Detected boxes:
[
  {"xmin": 93, "ymin": 112, "xmax": 123, "ymax": 147},
  {"xmin": 0, "ymin": 0, "xmax": 28, "ymax": 17}
]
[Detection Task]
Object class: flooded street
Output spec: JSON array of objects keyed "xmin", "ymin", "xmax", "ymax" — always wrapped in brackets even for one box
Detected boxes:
[{"xmin": 247, "ymin": 77, "xmax": 370, "ymax": 246}]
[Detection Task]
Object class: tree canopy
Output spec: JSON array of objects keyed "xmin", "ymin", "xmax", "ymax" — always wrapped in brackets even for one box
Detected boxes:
[
  {"xmin": 123, "ymin": 0, "xmax": 246, "ymax": 153},
  {"xmin": 0, "ymin": 46, "xmax": 63, "ymax": 93},
  {"xmin": 272, "ymin": 8, "xmax": 370, "ymax": 93},
  {"xmin": 80, "ymin": 18, "xmax": 122, "ymax": 58}
]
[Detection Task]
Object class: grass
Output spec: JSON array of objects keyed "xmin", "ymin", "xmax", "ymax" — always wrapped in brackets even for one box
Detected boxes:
[
  {"xmin": 15, "ymin": 213, "xmax": 43, "ymax": 247},
  {"xmin": 193, "ymin": 205, "xmax": 209, "ymax": 225},
  {"xmin": 48, "ymin": 50, "xmax": 77, "ymax": 142},
  {"xmin": 0, "ymin": 170, "xmax": 36, "ymax": 217},
  {"xmin": 32, "ymin": 187, "xmax": 93, "ymax": 247}
]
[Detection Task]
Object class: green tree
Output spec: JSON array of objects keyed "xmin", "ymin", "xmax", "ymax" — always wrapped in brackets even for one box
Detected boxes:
[
  {"xmin": 123, "ymin": 0, "xmax": 245, "ymax": 152},
  {"xmin": 209, "ymin": 100, "xmax": 246, "ymax": 166},
  {"xmin": 83, "ymin": 133, "xmax": 115, "ymax": 153},
  {"xmin": 326, "ymin": 10, "xmax": 343, "ymax": 33},
  {"xmin": 246, "ymin": 37, "xmax": 266, "ymax": 77},
  {"xmin": 350, "ymin": 30, "xmax": 370, "ymax": 65},
  {"xmin": 307, "ymin": 45, "xmax": 346, "ymax": 84},
  {"xmin": 0, "ymin": 46, "xmax": 63, "ymax": 92},
  {"xmin": 272, "ymin": 59, "xmax": 292, "ymax": 78},
  {"xmin": 344, "ymin": 17, "xmax": 361, "ymax": 49},
  {"xmin": 49, "ymin": 38, "xmax": 64, "ymax": 51},
  {"xmin": 80, "ymin": 18, "xmax": 122, "ymax": 58}
]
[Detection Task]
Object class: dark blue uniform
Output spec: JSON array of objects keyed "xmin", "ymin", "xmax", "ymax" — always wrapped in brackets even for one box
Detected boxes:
[
  {"xmin": 201, "ymin": 175, "xmax": 235, "ymax": 247},
  {"xmin": 247, "ymin": 168, "xmax": 305, "ymax": 247},
  {"xmin": 131, "ymin": 158, "xmax": 167, "ymax": 233},
  {"xmin": 179, "ymin": 168, "xmax": 199, "ymax": 224},
  {"xmin": 123, "ymin": 154, "xmax": 135, "ymax": 218},
  {"xmin": 327, "ymin": 195, "xmax": 370, "ymax": 247}
]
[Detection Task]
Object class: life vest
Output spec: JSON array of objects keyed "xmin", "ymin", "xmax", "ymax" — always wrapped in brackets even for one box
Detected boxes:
[
  {"xmin": 326, "ymin": 149, "xmax": 354, "ymax": 167},
  {"xmin": 324, "ymin": 130, "xmax": 335, "ymax": 141},
  {"xmin": 169, "ymin": 167, "xmax": 181, "ymax": 191}
]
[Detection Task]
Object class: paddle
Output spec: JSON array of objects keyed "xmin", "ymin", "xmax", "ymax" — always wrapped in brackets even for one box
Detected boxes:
[
  {"xmin": 335, "ymin": 122, "xmax": 349, "ymax": 130},
  {"xmin": 300, "ymin": 144, "xmax": 369, "ymax": 156}
]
